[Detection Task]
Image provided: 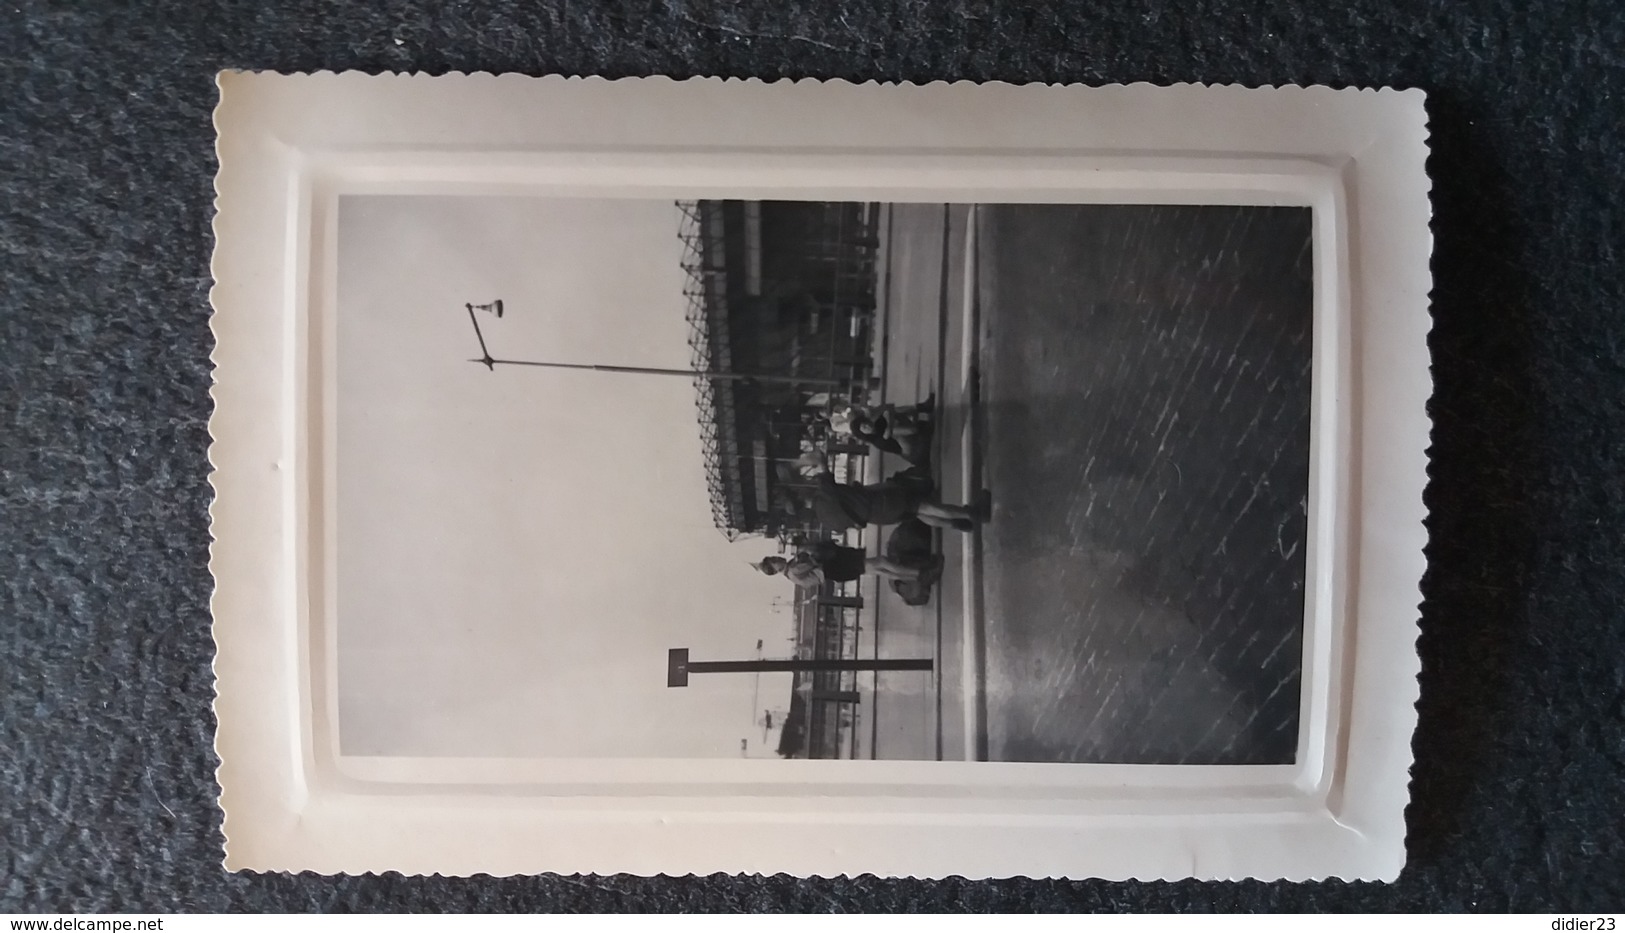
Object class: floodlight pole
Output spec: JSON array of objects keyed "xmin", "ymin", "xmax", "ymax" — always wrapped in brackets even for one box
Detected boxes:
[
  {"xmin": 469, "ymin": 355, "xmax": 842, "ymax": 387},
  {"xmin": 463, "ymin": 298, "xmax": 843, "ymax": 386}
]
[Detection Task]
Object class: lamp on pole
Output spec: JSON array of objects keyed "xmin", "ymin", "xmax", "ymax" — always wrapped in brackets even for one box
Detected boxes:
[{"xmin": 463, "ymin": 298, "xmax": 843, "ymax": 387}]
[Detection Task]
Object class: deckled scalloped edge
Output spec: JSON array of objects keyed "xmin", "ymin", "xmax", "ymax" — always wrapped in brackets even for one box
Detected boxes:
[
  {"xmin": 206, "ymin": 74, "xmax": 227, "ymax": 876},
  {"xmin": 213, "ymin": 68, "xmax": 1428, "ymax": 95}
]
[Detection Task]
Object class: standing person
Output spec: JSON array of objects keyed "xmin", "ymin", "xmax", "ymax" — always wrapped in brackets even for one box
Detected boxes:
[
  {"xmin": 756, "ymin": 540, "xmax": 942, "ymax": 587},
  {"xmin": 797, "ymin": 449, "xmax": 986, "ymax": 533},
  {"xmin": 813, "ymin": 395, "xmax": 935, "ymax": 463},
  {"xmin": 825, "ymin": 398, "xmax": 929, "ymax": 442},
  {"xmin": 858, "ymin": 395, "xmax": 934, "ymax": 437},
  {"xmin": 851, "ymin": 396, "xmax": 935, "ymax": 465}
]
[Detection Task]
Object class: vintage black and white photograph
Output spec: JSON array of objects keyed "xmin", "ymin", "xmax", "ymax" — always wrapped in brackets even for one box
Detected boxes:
[
  {"xmin": 210, "ymin": 73, "xmax": 1433, "ymax": 880},
  {"xmin": 334, "ymin": 194, "xmax": 1315, "ymax": 765}
]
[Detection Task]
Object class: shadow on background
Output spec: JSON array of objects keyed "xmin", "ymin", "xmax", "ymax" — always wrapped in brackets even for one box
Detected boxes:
[{"xmin": 1403, "ymin": 91, "xmax": 1539, "ymax": 874}]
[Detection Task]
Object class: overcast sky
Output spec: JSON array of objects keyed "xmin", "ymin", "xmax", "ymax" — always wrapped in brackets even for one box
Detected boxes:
[{"xmin": 335, "ymin": 195, "xmax": 794, "ymax": 759}]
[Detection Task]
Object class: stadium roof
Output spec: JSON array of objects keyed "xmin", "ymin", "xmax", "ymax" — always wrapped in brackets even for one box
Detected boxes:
[{"xmin": 677, "ymin": 201, "xmax": 749, "ymax": 540}]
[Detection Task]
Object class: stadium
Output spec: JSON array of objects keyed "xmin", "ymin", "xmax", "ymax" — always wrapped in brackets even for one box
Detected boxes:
[{"xmin": 677, "ymin": 199, "xmax": 888, "ymax": 758}]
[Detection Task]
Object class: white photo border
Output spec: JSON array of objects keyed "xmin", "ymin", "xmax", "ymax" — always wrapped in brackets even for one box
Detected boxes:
[{"xmin": 209, "ymin": 73, "xmax": 1432, "ymax": 881}]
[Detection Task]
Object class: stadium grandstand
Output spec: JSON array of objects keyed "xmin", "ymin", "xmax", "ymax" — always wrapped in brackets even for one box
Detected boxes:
[
  {"xmin": 678, "ymin": 200, "xmax": 889, "ymax": 759},
  {"xmin": 677, "ymin": 199, "xmax": 882, "ymax": 544}
]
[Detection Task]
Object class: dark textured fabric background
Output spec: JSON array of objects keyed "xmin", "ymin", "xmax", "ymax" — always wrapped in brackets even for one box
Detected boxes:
[{"xmin": 3, "ymin": 0, "xmax": 1623, "ymax": 913}]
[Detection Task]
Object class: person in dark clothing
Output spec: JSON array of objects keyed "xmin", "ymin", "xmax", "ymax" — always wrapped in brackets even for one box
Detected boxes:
[
  {"xmin": 852, "ymin": 396, "xmax": 933, "ymax": 444},
  {"xmin": 849, "ymin": 412, "xmax": 923, "ymax": 461},
  {"xmin": 816, "ymin": 396, "xmax": 934, "ymax": 463},
  {"xmin": 756, "ymin": 539, "xmax": 942, "ymax": 586},
  {"xmin": 798, "ymin": 449, "xmax": 986, "ymax": 532}
]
